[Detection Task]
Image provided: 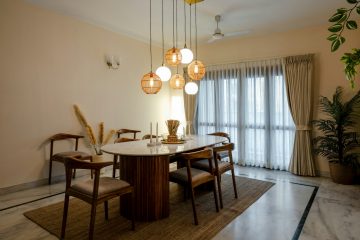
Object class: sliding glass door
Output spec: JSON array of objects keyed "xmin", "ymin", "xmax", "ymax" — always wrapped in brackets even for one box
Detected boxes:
[{"xmin": 196, "ymin": 60, "xmax": 295, "ymax": 170}]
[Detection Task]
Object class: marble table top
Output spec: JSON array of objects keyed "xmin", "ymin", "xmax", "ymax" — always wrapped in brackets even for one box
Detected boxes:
[{"xmin": 101, "ymin": 135, "xmax": 227, "ymax": 156}]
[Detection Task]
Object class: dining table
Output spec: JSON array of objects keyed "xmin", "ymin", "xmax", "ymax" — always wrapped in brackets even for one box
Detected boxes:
[{"xmin": 101, "ymin": 135, "xmax": 227, "ymax": 221}]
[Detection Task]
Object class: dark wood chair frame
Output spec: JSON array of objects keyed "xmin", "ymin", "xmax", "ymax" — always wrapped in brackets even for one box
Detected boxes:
[
  {"xmin": 142, "ymin": 134, "xmax": 158, "ymax": 140},
  {"xmin": 48, "ymin": 133, "xmax": 92, "ymax": 185},
  {"xmin": 170, "ymin": 148, "xmax": 219, "ymax": 225},
  {"xmin": 212, "ymin": 143, "xmax": 238, "ymax": 208},
  {"xmin": 116, "ymin": 129, "xmax": 141, "ymax": 139},
  {"xmin": 60, "ymin": 156, "xmax": 135, "ymax": 240},
  {"xmin": 207, "ymin": 132, "xmax": 231, "ymax": 143}
]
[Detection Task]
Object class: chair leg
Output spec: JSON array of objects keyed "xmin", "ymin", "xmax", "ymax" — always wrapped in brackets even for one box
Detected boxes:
[
  {"xmin": 72, "ymin": 169, "xmax": 76, "ymax": 179},
  {"xmin": 216, "ymin": 173, "xmax": 224, "ymax": 209},
  {"xmin": 90, "ymin": 157, "xmax": 93, "ymax": 179},
  {"xmin": 230, "ymin": 167, "xmax": 238, "ymax": 198},
  {"xmin": 212, "ymin": 179, "xmax": 220, "ymax": 212},
  {"xmin": 183, "ymin": 186, "xmax": 187, "ymax": 201},
  {"xmin": 112, "ymin": 155, "xmax": 117, "ymax": 178},
  {"xmin": 131, "ymin": 191, "xmax": 135, "ymax": 230},
  {"xmin": 48, "ymin": 160, "xmax": 53, "ymax": 185},
  {"xmin": 104, "ymin": 201, "xmax": 109, "ymax": 220},
  {"xmin": 61, "ymin": 194, "xmax": 70, "ymax": 239},
  {"xmin": 189, "ymin": 186, "xmax": 198, "ymax": 225},
  {"xmin": 89, "ymin": 203, "xmax": 97, "ymax": 240}
]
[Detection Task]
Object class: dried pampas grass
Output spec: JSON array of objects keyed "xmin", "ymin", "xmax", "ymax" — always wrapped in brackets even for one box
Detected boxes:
[{"xmin": 73, "ymin": 104, "xmax": 115, "ymax": 154}]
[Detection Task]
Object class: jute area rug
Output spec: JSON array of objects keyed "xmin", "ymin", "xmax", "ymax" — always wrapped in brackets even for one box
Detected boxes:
[{"xmin": 24, "ymin": 176, "xmax": 274, "ymax": 240}]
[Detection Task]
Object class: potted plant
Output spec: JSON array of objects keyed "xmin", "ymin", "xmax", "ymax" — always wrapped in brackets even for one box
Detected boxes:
[
  {"xmin": 327, "ymin": 0, "xmax": 360, "ymax": 88},
  {"xmin": 313, "ymin": 86, "xmax": 360, "ymax": 184}
]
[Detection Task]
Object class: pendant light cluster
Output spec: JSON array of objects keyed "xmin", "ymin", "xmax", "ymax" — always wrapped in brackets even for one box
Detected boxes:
[{"xmin": 141, "ymin": 0, "xmax": 205, "ymax": 95}]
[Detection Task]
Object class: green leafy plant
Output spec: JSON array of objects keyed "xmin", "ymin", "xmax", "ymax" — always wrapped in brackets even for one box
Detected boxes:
[
  {"xmin": 327, "ymin": 0, "xmax": 360, "ymax": 88},
  {"xmin": 313, "ymin": 86, "xmax": 360, "ymax": 167}
]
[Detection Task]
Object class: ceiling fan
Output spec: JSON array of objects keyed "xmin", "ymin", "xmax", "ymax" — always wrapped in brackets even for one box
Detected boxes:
[{"xmin": 208, "ymin": 15, "xmax": 249, "ymax": 43}]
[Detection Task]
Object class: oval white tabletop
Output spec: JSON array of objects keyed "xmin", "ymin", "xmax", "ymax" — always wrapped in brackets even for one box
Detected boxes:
[{"xmin": 101, "ymin": 135, "xmax": 227, "ymax": 156}]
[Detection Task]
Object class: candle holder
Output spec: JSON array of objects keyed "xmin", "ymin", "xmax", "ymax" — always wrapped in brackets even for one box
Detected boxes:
[{"xmin": 147, "ymin": 122, "xmax": 162, "ymax": 147}]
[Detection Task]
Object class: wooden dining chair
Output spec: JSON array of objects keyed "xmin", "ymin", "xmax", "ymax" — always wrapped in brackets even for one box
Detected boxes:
[
  {"xmin": 191, "ymin": 143, "xmax": 237, "ymax": 208},
  {"xmin": 169, "ymin": 148, "xmax": 219, "ymax": 225},
  {"xmin": 48, "ymin": 133, "xmax": 92, "ymax": 185},
  {"xmin": 112, "ymin": 137, "xmax": 139, "ymax": 178},
  {"xmin": 116, "ymin": 129, "xmax": 141, "ymax": 141},
  {"xmin": 142, "ymin": 134, "xmax": 158, "ymax": 140},
  {"xmin": 58, "ymin": 155, "xmax": 135, "ymax": 240},
  {"xmin": 207, "ymin": 132, "xmax": 231, "ymax": 161}
]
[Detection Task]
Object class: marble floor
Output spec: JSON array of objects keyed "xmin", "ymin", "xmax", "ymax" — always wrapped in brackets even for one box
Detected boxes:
[{"xmin": 0, "ymin": 166, "xmax": 359, "ymax": 240}]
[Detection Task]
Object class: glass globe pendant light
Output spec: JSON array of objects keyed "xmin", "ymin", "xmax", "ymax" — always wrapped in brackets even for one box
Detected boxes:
[
  {"xmin": 165, "ymin": 0, "xmax": 182, "ymax": 66},
  {"xmin": 185, "ymin": 81, "xmax": 198, "ymax": 95},
  {"xmin": 141, "ymin": 0, "xmax": 162, "ymax": 94},
  {"xmin": 187, "ymin": 3, "xmax": 205, "ymax": 80},
  {"xmin": 156, "ymin": 0, "xmax": 171, "ymax": 81},
  {"xmin": 180, "ymin": 1, "xmax": 193, "ymax": 64}
]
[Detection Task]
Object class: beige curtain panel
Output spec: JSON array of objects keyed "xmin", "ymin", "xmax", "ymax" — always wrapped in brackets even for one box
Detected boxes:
[
  {"xmin": 183, "ymin": 70, "xmax": 197, "ymax": 134},
  {"xmin": 284, "ymin": 54, "xmax": 316, "ymax": 176}
]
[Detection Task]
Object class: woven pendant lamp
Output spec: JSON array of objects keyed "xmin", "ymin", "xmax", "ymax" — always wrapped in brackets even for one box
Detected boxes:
[
  {"xmin": 187, "ymin": 60, "xmax": 205, "ymax": 80},
  {"xmin": 141, "ymin": 72, "xmax": 162, "ymax": 94},
  {"xmin": 141, "ymin": 0, "xmax": 162, "ymax": 94},
  {"xmin": 170, "ymin": 73, "xmax": 185, "ymax": 89},
  {"xmin": 187, "ymin": 3, "xmax": 205, "ymax": 80},
  {"xmin": 165, "ymin": 0, "xmax": 182, "ymax": 66}
]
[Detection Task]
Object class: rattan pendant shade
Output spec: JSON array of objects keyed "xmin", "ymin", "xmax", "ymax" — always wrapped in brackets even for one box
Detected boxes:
[
  {"xmin": 187, "ymin": 60, "xmax": 205, "ymax": 80},
  {"xmin": 187, "ymin": 3, "xmax": 205, "ymax": 82},
  {"xmin": 165, "ymin": 48, "xmax": 182, "ymax": 66},
  {"xmin": 141, "ymin": 72, "xmax": 162, "ymax": 94},
  {"xmin": 169, "ymin": 73, "xmax": 185, "ymax": 89}
]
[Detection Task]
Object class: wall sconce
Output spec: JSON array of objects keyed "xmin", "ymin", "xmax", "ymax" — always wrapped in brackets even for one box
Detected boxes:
[{"xmin": 105, "ymin": 55, "xmax": 120, "ymax": 69}]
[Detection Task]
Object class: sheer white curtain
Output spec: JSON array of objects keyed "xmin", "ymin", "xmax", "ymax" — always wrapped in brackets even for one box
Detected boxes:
[{"xmin": 196, "ymin": 58, "xmax": 295, "ymax": 170}]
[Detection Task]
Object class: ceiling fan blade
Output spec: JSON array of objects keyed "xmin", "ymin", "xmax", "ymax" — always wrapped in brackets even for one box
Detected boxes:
[
  {"xmin": 207, "ymin": 37, "xmax": 217, "ymax": 43},
  {"xmin": 224, "ymin": 30, "xmax": 250, "ymax": 38}
]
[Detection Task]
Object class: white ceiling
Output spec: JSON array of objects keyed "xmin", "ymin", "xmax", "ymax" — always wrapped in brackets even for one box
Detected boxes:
[{"xmin": 26, "ymin": 0, "xmax": 347, "ymax": 46}]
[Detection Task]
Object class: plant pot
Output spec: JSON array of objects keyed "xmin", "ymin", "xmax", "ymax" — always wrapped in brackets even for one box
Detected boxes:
[{"xmin": 329, "ymin": 162, "xmax": 356, "ymax": 185}]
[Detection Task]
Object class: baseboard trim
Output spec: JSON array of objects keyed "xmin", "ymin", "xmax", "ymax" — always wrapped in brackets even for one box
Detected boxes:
[
  {"xmin": 315, "ymin": 170, "xmax": 330, "ymax": 178},
  {"xmin": 0, "ymin": 170, "xmax": 88, "ymax": 195}
]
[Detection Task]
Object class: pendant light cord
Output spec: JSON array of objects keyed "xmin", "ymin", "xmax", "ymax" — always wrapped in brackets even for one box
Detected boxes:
[
  {"xmin": 175, "ymin": 0, "xmax": 178, "ymax": 49},
  {"xmin": 195, "ymin": 3, "xmax": 197, "ymax": 60},
  {"xmin": 150, "ymin": 0, "xmax": 153, "ymax": 71},
  {"xmin": 189, "ymin": 4, "xmax": 192, "ymax": 50},
  {"xmin": 183, "ymin": 0, "xmax": 187, "ymax": 47},
  {"xmin": 161, "ymin": 0, "xmax": 164, "ymax": 64},
  {"xmin": 172, "ymin": 0, "xmax": 175, "ymax": 47}
]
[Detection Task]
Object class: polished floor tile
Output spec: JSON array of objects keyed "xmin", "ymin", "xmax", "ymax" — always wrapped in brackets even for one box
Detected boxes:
[{"xmin": 0, "ymin": 166, "xmax": 359, "ymax": 240}]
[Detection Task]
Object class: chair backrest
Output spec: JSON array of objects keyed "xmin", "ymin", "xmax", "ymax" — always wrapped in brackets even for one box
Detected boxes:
[
  {"xmin": 48, "ymin": 133, "xmax": 84, "ymax": 159},
  {"xmin": 142, "ymin": 134, "xmax": 158, "ymax": 140},
  {"xmin": 207, "ymin": 132, "xmax": 231, "ymax": 142},
  {"xmin": 114, "ymin": 137, "xmax": 139, "ymax": 143},
  {"xmin": 212, "ymin": 143, "xmax": 235, "ymax": 165},
  {"xmin": 116, "ymin": 129, "xmax": 141, "ymax": 139},
  {"xmin": 58, "ymin": 155, "xmax": 112, "ymax": 189},
  {"xmin": 180, "ymin": 148, "xmax": 214, "ymax": 170}
]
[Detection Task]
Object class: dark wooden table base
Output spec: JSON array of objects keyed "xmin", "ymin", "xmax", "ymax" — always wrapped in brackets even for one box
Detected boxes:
[{"xmin": 119, "ymin": 155, "xmax": 170, "ymax": 221}]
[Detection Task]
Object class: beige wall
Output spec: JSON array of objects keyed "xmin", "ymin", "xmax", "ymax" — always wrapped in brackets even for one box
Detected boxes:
[
  {"xmin": 0, "ymin": 0, "xmax": 170, "ymax": 188},
  {"xmin": 196, "ymin": 24, "xmax": 360, "ymax": 175}
]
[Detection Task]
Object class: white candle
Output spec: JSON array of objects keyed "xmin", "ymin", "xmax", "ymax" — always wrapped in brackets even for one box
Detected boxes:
[
  {"xmin": 156, "ymin": 122, "xmax": 159, "ymax": 143},
  {"xmin": 150, "ymin": 122, "xmax": 153, "ymax": 143},
  {"xmin": 183, "ymin": 126, "xmax": 186, "ymax": 136}
]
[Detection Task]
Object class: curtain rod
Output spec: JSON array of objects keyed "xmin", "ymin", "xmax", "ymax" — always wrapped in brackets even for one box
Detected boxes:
[{"xmin": 205, "ymin": 53, "xmax": 315, "ymax": 67}]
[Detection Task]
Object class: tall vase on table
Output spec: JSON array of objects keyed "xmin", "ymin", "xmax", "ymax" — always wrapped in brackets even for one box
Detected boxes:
[{"xmin": 166, "ymin": 119, "xmax": 180, "ymax": 143}]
